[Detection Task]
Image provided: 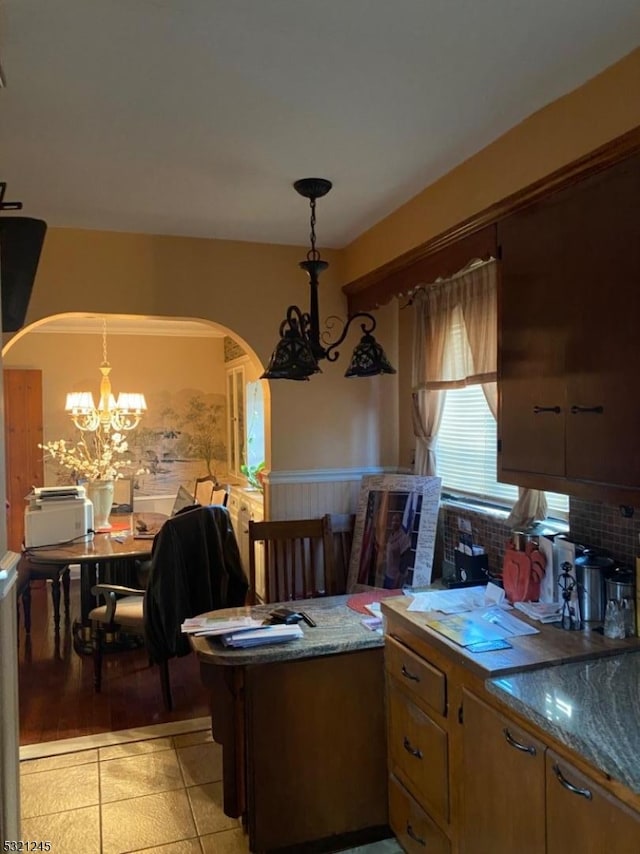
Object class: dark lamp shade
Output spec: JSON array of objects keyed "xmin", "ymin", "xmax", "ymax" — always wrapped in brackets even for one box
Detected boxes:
[
  {"xmin": 344, "ymin": 333, "xmax": 397, "ymax": 378},
  {"xmin": 261, "ymin": 329, "xmax": 321, "ymax": 381}
]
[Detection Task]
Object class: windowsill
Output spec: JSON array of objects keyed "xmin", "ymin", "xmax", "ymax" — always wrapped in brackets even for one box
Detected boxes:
[{"xmin": 440, "ymin": 493, "xmax": 569, "ymax": 533}]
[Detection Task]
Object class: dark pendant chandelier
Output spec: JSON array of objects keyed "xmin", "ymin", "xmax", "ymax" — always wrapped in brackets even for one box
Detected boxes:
[{"xmin": 261, "ymin": 178, "xmax": 396, "ymax": 381}]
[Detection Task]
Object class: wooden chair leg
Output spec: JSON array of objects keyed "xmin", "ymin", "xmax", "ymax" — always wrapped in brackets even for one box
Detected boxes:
[
  {"xmin": 50, "ymin": 577, "xmax": 62, "ymax": 631},
  {"xmin": 93, "ymin": 624, "xmax": 104, "ymax": 693},
  {"xmin": 22, "ymin": 584, "xmax": 32, "ymax": 634},
  {"xmin": 62, "ymin": 567, "xmax": 71, "ymax": 621},
  {"xmin": 159, "ymin": 659, "xmax": 173, "ymax": 711}
]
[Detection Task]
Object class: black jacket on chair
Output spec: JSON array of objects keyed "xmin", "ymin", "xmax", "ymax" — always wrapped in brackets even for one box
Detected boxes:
[{"xmin": 144, "ymin": 504, "xmax": 248, "ymax": 662}]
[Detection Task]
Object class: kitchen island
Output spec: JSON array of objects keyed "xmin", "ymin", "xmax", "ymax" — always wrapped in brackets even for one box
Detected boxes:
[{"xmin": 190, "ymin": 595, "xmax": 388, "ymax": 853}]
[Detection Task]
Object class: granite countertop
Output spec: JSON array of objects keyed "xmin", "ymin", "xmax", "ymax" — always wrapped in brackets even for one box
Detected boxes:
[
  {"xmin": 189, "ymin": 594, "xmax": 384, "ymax": 666},
  {"xmin": 486, "ymin": 651, "xmax": 640, "ymax": 794}
]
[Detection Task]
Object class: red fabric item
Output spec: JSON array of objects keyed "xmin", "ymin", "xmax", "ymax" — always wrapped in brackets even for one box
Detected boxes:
[
  {"xmin": 347, "ymin": 589, "xmax": 404, "ymax": 614},
  {"xmin": 502, "ymin": 541, "xmax": 546, "ymax": 603}
]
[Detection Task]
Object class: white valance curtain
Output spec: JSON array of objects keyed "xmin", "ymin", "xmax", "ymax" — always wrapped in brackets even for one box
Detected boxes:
[{"xmin": 410, "ymin": 258, "xmax": 547, "ymax": 526}]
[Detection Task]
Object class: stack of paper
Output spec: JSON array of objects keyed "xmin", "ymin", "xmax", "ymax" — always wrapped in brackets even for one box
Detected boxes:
[
  {"xmin": 513, "ymin": 602, "xmax": 562, "ymax": 623},
  {"xmin": 220, "ymin": 624, "xmax": 304, "ymax": 648},
  {"xmin": 181, "ymin": 616, "xmax": 264, "ymax": 637}
]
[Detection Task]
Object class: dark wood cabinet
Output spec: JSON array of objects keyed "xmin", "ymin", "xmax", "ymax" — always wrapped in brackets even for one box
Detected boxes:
[{"xmin": 498, "ymin": 153, "xmax": 640, "ymax": 502}]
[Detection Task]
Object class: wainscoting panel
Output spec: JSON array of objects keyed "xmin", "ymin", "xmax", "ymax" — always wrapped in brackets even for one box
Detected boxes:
[{"xmin": 266, "ymin": 468, "xmax": 392, "ymax": 520}]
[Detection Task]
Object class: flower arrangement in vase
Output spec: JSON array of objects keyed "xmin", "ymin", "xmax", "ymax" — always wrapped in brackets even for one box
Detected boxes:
[{"xmin": 39, "ymin": 427, "xmax": 140, "ymax": 529}]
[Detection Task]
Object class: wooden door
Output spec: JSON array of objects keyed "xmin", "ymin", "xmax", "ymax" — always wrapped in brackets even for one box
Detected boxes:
[
  {"xmin": 546, "ymin": 750, "xmax": 640, "ymax": 854},
  {"xmin": 3, "ymin": 369, "xmax": 43, "ymax": 551},
  {"xmin": 461, "ymin": 691, "xmax": 546, "ymax": 854}
]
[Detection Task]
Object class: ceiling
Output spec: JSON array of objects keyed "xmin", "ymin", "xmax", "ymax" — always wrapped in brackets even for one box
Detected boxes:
[{"xmin": 1, "ymin": 1, "xmax": 640, "ymax": 249}]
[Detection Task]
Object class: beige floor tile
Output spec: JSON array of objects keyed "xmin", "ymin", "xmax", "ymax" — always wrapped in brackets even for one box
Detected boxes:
[
  {"xmin": 177, "ymin": 741, "xmax": 223, "ymax": 786},
  {"xmin": 100, "ymin": 749, "xmax": 184, "ymax": 802},
  {"xmin": 20, "ymin": 748, "xmax": 99, "ymax": 775},
  {"xmin": 20, "ymin": 763, "xmax": 100, "ymax": 818},
  {"xmin": 99, "ymin": 736, "xmax": 174, "ymax": 761},
  {"xmin": 134, "ymin": 839, "xmax": 203, "ymax": 854},
  {"xmin": 346, "ymin": 840, "xmax": 402, "ymax": 853},
  {"xmin": 173, "ymin": 729, "xmax": 213, "ymax": 748},
  {"xmin": 188, "ymin": 782, "xmax": 240, "ymax": 836},
  {"xmin": 200, "ymin": 827, "xmax": 250, "ymax": 854},
  {"xmin": 21, "ymin": 805, "xmax": 100, "ymax": 854},
  {"xmin": 101, "ymin": 788, "xmax": 196, "ymax": 854}
]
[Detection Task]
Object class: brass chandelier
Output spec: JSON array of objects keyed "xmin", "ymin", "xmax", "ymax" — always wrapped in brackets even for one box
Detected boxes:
[
  {"xmin": 262, "ymin": 178, "xmax": 396, "ymax": 381},
  {"xmin": 65, "ymin": 319, "xmax": 147, "ymax": 432}
]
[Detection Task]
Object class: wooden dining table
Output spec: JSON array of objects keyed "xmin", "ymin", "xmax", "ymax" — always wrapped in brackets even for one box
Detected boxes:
[{"xmin": 25, "ymin": 511, "xmax": 167, "ymax": 652}]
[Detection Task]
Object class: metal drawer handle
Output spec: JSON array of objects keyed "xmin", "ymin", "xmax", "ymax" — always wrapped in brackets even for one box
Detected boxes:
[
  {"xmin": 553, "ymin": 764, "xmax": 592, "ymax": 800},
  {"xmin": 406, "ymin": 822, "xmax": 426, "ymax": 846},
  {"xmin": 503, "ymin": 727, "xmax": 537, "ymax": 755},
  {"xmin": 401, "ymin": 664, "xmax": 420, "ymax": 682},
  {"xmin": 403, "ymin": 736, "xmax": 423, "ymax": 759},
  {"xmin": 570, "ymin": 405, "xmax": 604, "ymax": 415},
  {"xmin": 533, "ymin": 405, "xmax": 561, "ymax": 414}
]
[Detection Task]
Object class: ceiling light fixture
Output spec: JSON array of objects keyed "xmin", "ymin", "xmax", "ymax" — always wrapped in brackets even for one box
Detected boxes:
[
  {"xmin": 261, "ymin": 178, "xmax": 396, "ymax": 381},
  {"xmin": 65, "ymin": 318, "xmax": 147, "ymax": 432}
]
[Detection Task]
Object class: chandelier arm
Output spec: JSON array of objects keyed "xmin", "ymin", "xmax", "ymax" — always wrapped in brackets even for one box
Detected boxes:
[
  {"xmin": 279, "ymin": 304, "xmax": 311, "ymax": 337},
  {"xmin": 324, "ymin": 312, "xmax": 377, "ymax": 363}
]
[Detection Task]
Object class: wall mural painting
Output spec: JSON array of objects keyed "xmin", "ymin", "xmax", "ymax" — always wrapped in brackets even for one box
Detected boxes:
[
  {"xmin": 131, "ymin": 390, "xmax": 228, "ymax": 497},
  {"xmin": 347, "ymin": 474, "xmax": 442, "ymax": 592},
  {"xmin": 46, "ymin": 389, "xmax": 228, "ymax": 500}
]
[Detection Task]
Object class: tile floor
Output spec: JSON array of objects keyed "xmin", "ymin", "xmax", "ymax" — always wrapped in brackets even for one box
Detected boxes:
[{"xmin": 19, "ymin": 718, "xmax": 401, "ymax": 854}]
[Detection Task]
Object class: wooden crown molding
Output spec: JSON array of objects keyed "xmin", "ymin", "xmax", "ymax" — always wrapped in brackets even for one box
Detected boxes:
[{"xmin": 344, "ymin": 125, "xmax": 640, "ymax": 313}]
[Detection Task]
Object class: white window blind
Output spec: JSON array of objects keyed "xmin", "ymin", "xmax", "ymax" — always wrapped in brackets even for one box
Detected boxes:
[{"xmin": 437, "ymin": 385, "xmax": 569, "ymax": 518}]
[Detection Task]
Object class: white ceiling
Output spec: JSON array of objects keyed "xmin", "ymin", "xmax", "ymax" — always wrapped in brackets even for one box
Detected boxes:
[{"xmin": 1, "ymin": 1, "xmax": 639, "ymax": 249}]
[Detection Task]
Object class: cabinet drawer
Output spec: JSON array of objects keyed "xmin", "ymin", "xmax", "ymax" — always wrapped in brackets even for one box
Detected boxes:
[
  {"xmin": 386, "ymin": 636, "xmax": 446, "ymax": 717},
  {"xmin": 389, "ymin": 774, "xmax": 450, "ymax": 854},
  {"xmin": 388, "ymin": 686, "xmax": 449, "ymax": 823}
]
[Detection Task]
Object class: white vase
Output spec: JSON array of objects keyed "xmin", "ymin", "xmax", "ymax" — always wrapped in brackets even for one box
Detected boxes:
[{"xmin": 86, "ymin": 480, "xmax": 114, "ymax": 530}]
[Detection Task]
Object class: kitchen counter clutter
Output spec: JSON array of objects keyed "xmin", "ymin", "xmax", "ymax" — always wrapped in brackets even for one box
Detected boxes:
[
  {"xmin": 486, "ymin": 651, "xmax": 640, "ymax": 795},
  {"xmin": 380, "ymin": 593, "xmax": 640, "ymax": 854}
]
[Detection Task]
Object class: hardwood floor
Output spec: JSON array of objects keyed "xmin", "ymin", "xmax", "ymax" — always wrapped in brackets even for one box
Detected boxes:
[{"xmin": 17, "ymin": 578, "xmax": 210, "ymax": 745}]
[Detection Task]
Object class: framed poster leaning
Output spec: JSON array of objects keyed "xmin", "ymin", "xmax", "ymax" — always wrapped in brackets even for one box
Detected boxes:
[{"xmin": 347, "ymin": 474, "xmax": 442, "ymax": 592}]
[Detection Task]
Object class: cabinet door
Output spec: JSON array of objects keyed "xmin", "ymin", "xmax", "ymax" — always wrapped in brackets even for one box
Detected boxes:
[
  {"xmin": 498, "ymin": 198, "xmax": 568, "ymax": 479},
  {"xmin": 498, "ymin": 152, "xmax": 640, "ymax": 495},
  {"xmin": 546, "ymin": 750, "xmax": 640, "ymax": 854},
  {"xmin": 562, "ymin": 154, "xmax": 640, "ymax": 487},
  {"xmin": 226, "ymin": 364, "xmax": 245, "ymax": 476},
  {"xmin": 461, "ymin": 691, "xmax": 546, "ymax": 854}
]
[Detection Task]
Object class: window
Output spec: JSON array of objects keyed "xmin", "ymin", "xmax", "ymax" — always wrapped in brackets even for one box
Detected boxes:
[{"xmin": 437, "ymin": 384, "xmax": 569, "ymax": 518}]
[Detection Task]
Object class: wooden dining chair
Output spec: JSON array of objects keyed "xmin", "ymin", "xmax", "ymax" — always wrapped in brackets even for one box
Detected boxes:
[
  {"xmin": 323, "ymin": 513, "xmax": 356, "ymax": 595},
  {"xmin": 248, "ymin": 517, "xmax": 335, "ymax": 604},
  {"xmin": 192, "ymin": 475, "xmax": 229, "ymax": 507},
  {"xmin": 193, "ymin": 475, "xmax": 216, "ymax": 506}
]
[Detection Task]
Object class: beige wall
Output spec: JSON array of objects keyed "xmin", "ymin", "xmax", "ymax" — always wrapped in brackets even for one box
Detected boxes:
[
  {"xmin": 344, "ymin": 47, "xmax": 640, "ymax": 281},
  {"xmin": 4, "ymin": 330, "xmax": 237, "ymax": 490},
  {"xmin": 14, "ymin": 230, "xmax": 399, "ymax": 475}
]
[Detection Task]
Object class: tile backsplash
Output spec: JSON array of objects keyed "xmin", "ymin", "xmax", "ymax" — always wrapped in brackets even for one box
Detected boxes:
[{"xmin": 438, "ymin": 497, "xmax": 640, "ymax": 579}]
